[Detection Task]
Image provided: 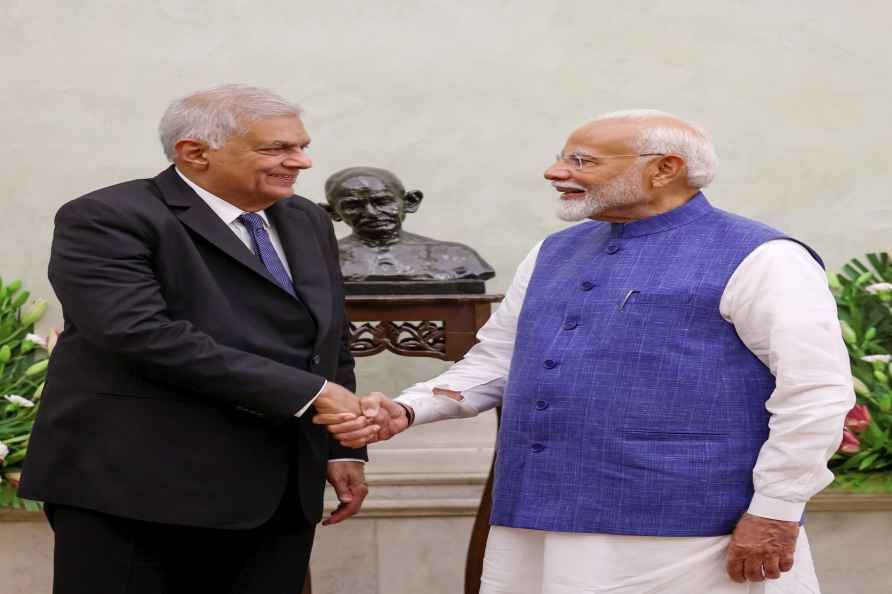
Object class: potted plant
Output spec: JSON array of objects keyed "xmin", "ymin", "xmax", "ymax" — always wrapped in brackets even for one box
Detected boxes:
[
  {"xmin": 0, "ymin": 277, "xmax": 51, "ymax": 510},
  {"xmin": 829, "ymin": 253, "xmax": 892, "ymax": 492}
]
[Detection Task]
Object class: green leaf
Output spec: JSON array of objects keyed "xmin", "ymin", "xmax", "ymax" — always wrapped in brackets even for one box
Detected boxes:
[
  {"xmin": 23, "ymin": 359, "xmax": 48, "ymax": 376},
  {"xmin": 842, "ymin": 264, "xmax": 861, "ymax": 281},
  {"xmin": 864, "ymin": 422, "xmax": 887, "ymax": 447},
  {"xmin": 10, "ymin": 290, "xmax": 29, "ymax": 309},
  {"xmin": 859, "ymin": 452, "xmax": 881, "ymax": 470},
  {"xmin": 851, "ymin": 258, "xmax": 871, "ymax": 275},
  {"xmin": 867, "ymin": 253, "xmax": 885, "ymax": 275}
]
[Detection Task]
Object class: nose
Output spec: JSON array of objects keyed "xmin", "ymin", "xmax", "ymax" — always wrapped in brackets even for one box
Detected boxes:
[
  {"xmin": 363, "ymin": 201, "xmax": 379, "ymax": 216},
  {"xmin": 283, "ymin": 149, "xmax": 312, "ymax": 170},
  {"xmin": 544, "ymin": 161, "xmax": 571, "ymax": 181}
]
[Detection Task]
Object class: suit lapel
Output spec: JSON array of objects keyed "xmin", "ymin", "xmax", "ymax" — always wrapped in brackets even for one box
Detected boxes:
[
  {"xmin": 153, "ymin": 167, "xmax": 289, "ymax": 295},
  {"xmin": 267, "ymin": 200, "xmax": 333, "ymax": 346}
]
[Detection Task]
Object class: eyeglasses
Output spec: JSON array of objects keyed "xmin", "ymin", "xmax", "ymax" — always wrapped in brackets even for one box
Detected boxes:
[{"xmin": 554, "ymin": 152, "xmax": 665, "ymax": 170}]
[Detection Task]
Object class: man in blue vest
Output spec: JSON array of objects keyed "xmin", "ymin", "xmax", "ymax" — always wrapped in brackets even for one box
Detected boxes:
[{"xmin": 316, "ymin": 110, "xmax": 854, "ymax": 593}]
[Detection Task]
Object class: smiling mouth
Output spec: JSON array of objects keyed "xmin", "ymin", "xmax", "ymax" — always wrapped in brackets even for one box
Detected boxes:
[
  {"xmin": 554, "ymin": 186, "xmax": 586, "ymax": 200},
  {"xmin": 269, "ymin": 174, "xmax": 297, "ymax": 185}
]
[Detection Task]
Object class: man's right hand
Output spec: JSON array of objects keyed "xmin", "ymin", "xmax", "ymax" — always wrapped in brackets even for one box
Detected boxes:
[
  {"xmin": 313, "ymin": 392, "xmax": 410, "ymax": 448},
  {"xmin": 313, "ymin": 382, "xmax": 363, "ymax": 421}
]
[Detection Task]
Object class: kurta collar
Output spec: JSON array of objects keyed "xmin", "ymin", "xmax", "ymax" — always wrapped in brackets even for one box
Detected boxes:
[{"xmin": 609, "ymin": 192, "xmax": 712, "ymax": 239}]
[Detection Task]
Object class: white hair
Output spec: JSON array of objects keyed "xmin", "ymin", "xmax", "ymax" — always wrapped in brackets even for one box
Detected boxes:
[
  {"xmin": 158, "ymin": 84, "xmax": 303, "ymax": 162},
  {"xmin": 592, "ymin": 109, "xmax": 719, "ymax": 189}
]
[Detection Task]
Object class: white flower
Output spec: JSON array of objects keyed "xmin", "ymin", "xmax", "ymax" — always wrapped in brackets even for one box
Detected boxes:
[
  {"xmin": 861, "ymin": 354, "xmax": 892, "ymax": 363},
  {"xmin": 25, "ymin": 333, "xmax": 47, "ymax": 348},
  {"xmin": 0, "ymin": 441, "xmax": 8, "ymax": 462},
  {"xmin": 865, "ymin": 282, "xmax": 892, "ymax": 295},
  {"xmin": 4, "ymin": 394, "xmax": 35, "ymax": 408}
]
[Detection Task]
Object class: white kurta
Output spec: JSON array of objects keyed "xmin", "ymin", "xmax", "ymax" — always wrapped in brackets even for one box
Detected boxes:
[{"xmin": 396, "ymin": 238, "xmax": 853, "ymax": 593}]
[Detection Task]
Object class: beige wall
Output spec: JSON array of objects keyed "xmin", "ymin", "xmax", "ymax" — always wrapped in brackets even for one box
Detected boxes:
[{"xmin": 2, "ymin": 1, "xmax": 891, "ymax": 592}]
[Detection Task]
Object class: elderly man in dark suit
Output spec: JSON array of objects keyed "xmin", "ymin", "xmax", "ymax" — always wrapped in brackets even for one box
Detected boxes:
[{"xmin": 19, "ymin": 84, "xmax": 368, "ymax": 594}]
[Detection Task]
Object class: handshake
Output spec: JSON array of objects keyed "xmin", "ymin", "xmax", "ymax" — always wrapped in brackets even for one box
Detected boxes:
[{"xmin": 311, "ymin": 382, "xmax": 413, "ymax": 448}]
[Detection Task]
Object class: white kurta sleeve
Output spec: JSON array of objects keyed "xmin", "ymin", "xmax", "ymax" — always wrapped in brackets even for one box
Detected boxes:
[
  {"xmin": 720, "ymin": 240, "xmax": 854, "ymax": 521},
  {"xmin": 395, "ymin": 241, "xmax": 542, "ymax": 425}
]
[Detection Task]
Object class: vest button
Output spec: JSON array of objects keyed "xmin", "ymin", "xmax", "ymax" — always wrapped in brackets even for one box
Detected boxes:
[
  {"xmin": 543, "ymin": 359, "xmax": 557, "ymax": 369},
  {"xmin": 531, "ymin": 443, "xmax": 545, "ymax": 453},
  {"xmin": 311, "ymin": 354, "xmax": 320, "ymax": 365},
  {"xmin": 581, "ymin": 281, "xmax": 594, "ymax": 291},
  {"xmin": 535, "ymin": 400, "xmax": 549, "ymax": 410},
  {"xmin": 562, "ymin": 320, "xmax": 577, "ymax": 331},
  {"xmin": 606, "ymin": 244, "xmax": 620, "ymax": 254}
]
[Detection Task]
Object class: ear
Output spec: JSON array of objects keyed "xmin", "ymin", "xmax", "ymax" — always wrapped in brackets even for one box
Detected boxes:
[
  {"xmin": 650, "ymin": 155, "xmax": 686, "ymax": 189},
  {"xmin": 175, "ymin": 139, "xmax": 210, "ymax": 171},
  {"xmin": 318, "ymin": 202, "xmax": 342, "ymax": 222},
  {"xmin": 403, "ymin": 190, "xmax": 424, "ymax": 213}
]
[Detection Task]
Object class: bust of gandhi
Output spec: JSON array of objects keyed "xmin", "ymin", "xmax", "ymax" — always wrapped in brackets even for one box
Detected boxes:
[{"xmin": 320, "ymin": 167, "xmax": 494, "ymax": 287}]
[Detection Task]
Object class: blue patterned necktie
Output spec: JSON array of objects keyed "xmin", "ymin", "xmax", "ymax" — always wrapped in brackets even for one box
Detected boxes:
[{"xmin": 238, "ymin": 213, "xmax": 296, "ymax": 298}]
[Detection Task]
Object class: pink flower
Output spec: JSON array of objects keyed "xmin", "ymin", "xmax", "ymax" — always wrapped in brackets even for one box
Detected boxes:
[
  {"xmin": 839, "ymin": 429, "xmax": 861, "ymax": 455},
  {"xmin": 47, "ymin": 329, "xmax": 60, "ymax": 355},
  {"xmin": 844, "ymin": 404, "xmax": 872, "ymax": 433}
]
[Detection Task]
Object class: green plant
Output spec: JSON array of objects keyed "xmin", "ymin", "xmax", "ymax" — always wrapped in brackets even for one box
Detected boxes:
[
  {"xmin": 0, "ymin": 277, "xmax": 50, "ymax": 510},
  {"xmin": 828, "ymin": 253, "xmax": 892, "ymax": 492}
]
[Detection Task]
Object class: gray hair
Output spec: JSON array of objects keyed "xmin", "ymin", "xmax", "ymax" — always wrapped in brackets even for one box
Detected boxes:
[
  {"xmin": 592, "ymin": 109, "xmax": 718, "ymax": 189},
  {"xmin": 158, "ymin": 84, "xmax": 303, "ymax": 162}
]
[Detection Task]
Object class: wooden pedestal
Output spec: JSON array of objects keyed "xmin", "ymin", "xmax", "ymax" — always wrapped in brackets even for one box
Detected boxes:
[{"xmin": 340, "ymin": 293, "xmax": 503, "ymax": 594}]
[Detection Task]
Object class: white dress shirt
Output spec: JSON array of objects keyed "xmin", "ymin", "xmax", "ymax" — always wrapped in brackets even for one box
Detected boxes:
[
  {"xmin": 396, "ymin": 238, "xmax": 854, "ymax": 521},
  {"xmin": 174, "ymin": 169, "xmax": 325, "ymax": 420}
]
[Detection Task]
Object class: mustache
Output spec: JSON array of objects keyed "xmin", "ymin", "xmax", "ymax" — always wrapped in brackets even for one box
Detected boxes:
[{"xmin": 551, "ymin": 181, "xmax": 587, "ymax": 191}]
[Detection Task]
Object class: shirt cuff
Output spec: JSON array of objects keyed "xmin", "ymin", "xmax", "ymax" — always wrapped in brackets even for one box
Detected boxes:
[
  {"xmin": 328, "ymin": 458, "xmax": 366, "ymax": 464},
  {"xmin": 294, "ymin": 380, "xmax": 327, "ymax": 418},
  {"xmin": 395, "ymin": 388, "xmax": 479, "ymax": 425},
  {"xmin": 747, "ymin": 492, "xmax": 807, "ymax": 522}
]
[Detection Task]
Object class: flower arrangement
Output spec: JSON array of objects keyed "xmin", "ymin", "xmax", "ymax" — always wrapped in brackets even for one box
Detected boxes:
[
  {"xmin": 0, "ymin": 277, "xmax": 50, "ymax": 510},
  {"xmin": 828, "ymin": 253, "xmax": 892, "ymax": 492}
]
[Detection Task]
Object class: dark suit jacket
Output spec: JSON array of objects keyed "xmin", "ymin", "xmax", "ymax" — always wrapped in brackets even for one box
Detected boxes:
[{"xmin": 19, "ymin": 166, "xmax": 365, "ymax": 529}]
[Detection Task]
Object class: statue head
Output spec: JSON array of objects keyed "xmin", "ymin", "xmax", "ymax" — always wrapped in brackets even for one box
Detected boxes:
[{"xmin": 322, "ymin": 167, "xmax": 424, "ymax": 245}]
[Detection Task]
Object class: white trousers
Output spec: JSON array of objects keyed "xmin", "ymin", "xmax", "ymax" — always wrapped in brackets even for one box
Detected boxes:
[{"xmin": 479, "ymin": 526, "xmax": 820, "ymax": 594}]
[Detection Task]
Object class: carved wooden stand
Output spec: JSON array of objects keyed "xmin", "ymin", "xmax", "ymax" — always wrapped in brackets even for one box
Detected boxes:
[
  {"xmin": 345, "ymin": 295, "xmax": 502, "ymax": 361},
  {"xmin": 345, "ymin": 293, "xmax": 502, "ymax": 594}
]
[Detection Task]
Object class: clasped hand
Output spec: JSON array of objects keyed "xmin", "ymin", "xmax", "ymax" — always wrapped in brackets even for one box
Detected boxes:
[{"xmin": 313, "ymin": 384, "xmax": 409, "ymax": 448}]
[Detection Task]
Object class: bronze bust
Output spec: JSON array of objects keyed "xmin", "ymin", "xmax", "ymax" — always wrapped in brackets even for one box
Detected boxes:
[{"xmin": 320, "ymin": 167, "xmax": 494, "ymax": 294}]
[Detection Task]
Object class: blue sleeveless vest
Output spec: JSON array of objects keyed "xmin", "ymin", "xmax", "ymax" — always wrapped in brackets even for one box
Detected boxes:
[{"xmin": 491, "ymin": 194, "xmax": 820, "ymax": 536}]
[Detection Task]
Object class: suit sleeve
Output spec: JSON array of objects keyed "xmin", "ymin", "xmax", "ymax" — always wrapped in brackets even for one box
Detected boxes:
[
  {"xmin": 49, "ymin": 197, "xmax": 325, "ymax": 423},
  {"xmin": 321, "ymin": 211, "xmax": 368, "ymax": 461}
]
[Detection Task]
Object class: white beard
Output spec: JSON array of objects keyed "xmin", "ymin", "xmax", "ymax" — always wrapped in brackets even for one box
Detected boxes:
[{"xmin": 555, "ymin": 165, "xmax": 645, "ymax": 222}]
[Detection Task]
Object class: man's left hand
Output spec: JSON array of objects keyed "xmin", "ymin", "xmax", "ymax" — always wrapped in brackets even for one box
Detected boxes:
[
  {"xmin": 323, "ymin": 461, "xmax": 368, "ymax": 526},
  {"xmin": 727, "ymin": 513, "xmax": 799, "ymax": 583}
]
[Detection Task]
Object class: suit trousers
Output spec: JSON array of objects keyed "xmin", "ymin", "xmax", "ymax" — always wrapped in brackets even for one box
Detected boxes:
[{"xmin": 46, "ymin": 489, "xmax": 315, "ymax": 594}]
